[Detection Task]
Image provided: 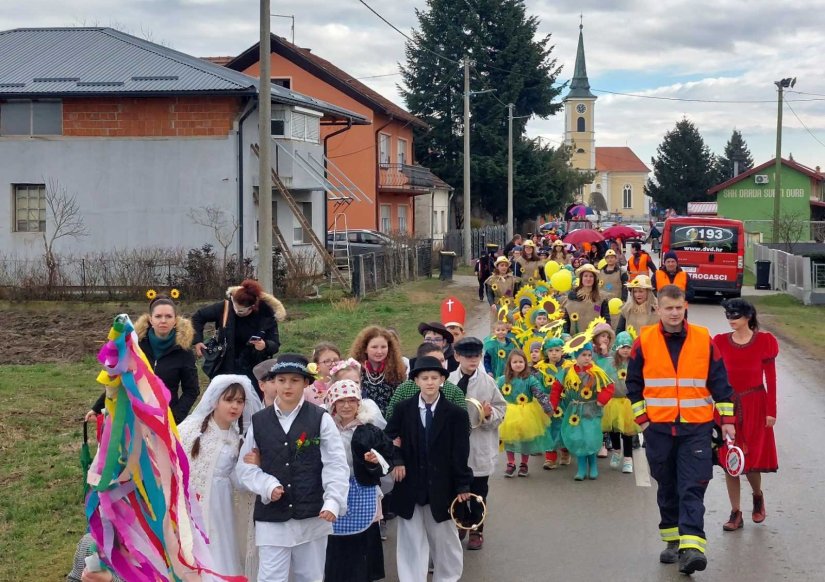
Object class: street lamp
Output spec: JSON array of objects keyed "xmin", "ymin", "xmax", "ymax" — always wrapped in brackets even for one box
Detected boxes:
[{"xmin": 773, "ymin": 76, "xmax": 796, "ymax": 243}]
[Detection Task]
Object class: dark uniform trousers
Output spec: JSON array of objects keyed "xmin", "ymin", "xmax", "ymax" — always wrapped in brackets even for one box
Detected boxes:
[{"xmin": 644, "ymin": 423, "xmax": 713, "ymax": 547}]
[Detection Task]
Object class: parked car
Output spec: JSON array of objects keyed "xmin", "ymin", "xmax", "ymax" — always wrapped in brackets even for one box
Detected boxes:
[
  {"xmin": 625, "ymin": 224, "xmax": 647, "ymax": 238},
  {"xmin": 326, "ymin": 229, "xmax": 397, "ymax": 256}
]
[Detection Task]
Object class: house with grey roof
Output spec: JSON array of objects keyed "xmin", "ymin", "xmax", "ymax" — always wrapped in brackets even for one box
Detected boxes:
[{"xmin": 0, "ymin": 27, "xmax": 368, "ymax": 273}]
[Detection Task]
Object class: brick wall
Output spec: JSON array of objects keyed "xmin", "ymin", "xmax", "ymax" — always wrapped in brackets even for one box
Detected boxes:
[{"xmin": 62, "ymin": 96, "xmax": 243, "ymax": 137}]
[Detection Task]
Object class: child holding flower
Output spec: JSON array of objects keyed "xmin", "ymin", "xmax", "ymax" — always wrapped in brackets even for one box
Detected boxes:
[
  {"xmin": 601, "ymin": 331, "xmax": 639, "ymax": 474},
  {"xmin": 550, "ymin": 335, "xmax": 615, "ymax": 481},
  {"xmin": 497, "ymin": 350, "xmax": 553, "ymax": 478},
  {"xmin": 535, "ymin": 337, "xmax": 572, "ymax": 469}
]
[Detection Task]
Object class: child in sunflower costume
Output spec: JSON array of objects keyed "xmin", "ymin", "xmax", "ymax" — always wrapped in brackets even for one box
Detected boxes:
[
  {"xmin": 535, "ymin": 337, "xmax": 572, "ymax": 469},
  {"xmin": 550, "ymin": 334, "xmax": 615, "ymax": 481},
  {"xmin": 601, "ymin": 331, "xmax": 640, "ymax": 474},
  {"xmin": 498, "ymin": 350, "xmax": 553, "ymax": 478},
  {"xmin": 483, "ymin": 319, "xmax": 516, "ymax": 379},
  {"xmin": 484, "ymin": 256, "xmax": 520, "ymax": 305}
]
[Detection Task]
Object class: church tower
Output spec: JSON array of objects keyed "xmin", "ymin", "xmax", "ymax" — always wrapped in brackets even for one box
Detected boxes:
[{"xmin": 564, "ymin": 23, "xmax": 597, "ymax": 176}]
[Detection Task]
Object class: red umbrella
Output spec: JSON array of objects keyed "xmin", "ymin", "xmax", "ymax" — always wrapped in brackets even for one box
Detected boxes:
[
  {"xmin": 563, "ymin": 229, "xmax": 605, "ymax": 245},
  {"xmin": 601, "ymin": 225, "xmax": 642, "ymax": 240}
]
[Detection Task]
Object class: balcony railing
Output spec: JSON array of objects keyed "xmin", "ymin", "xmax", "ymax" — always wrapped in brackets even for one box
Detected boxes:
[{"xmin": 378, "ymin": 163, "xmax": 436, "ymax": 192}]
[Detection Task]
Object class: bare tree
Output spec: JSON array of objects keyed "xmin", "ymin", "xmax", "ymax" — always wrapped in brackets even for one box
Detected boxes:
[
  {"xmin": 774, "ymin": 212, "xmax": 807, "ymax": 254},
  {"xmin": 43, "ymin": 179, "xmax": 89, "ymax": 289},
  {"xmin": 189, "ymin": 206, "xmax": 239, "ymax": 274}
]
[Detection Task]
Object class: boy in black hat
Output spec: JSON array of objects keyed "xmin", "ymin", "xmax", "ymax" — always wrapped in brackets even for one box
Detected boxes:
[
  {"xmin": 236, "ymin": 354, "xmax": 349, "ymax": 582},
  {"xmin": 386, "ymin": 356, "xmax": 473, "ymax": 581},
  {"xmin": 448, "ymin": 337, "xmax": 506, "ymax": 550}
]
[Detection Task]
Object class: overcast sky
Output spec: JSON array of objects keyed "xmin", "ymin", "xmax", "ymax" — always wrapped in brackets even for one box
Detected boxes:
[{"xmin": 5, "ymin": 0, "xmax": 825, "ymax": 172}]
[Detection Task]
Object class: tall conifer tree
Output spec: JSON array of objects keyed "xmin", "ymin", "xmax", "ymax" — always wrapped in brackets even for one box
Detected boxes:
[{"xmin": 716, "ymin": 129, "xmax": 754, "ymax": 181}]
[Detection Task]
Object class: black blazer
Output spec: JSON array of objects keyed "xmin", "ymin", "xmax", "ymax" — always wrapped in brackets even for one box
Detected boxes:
[{"xmin": 384, "ymin": 394, "xmax": 473, "ymax": 523}]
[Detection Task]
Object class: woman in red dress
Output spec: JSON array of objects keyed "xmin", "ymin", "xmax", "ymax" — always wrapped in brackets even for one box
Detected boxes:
[{"xmin": 712, "ymin": 299, "xmax": 779, "ymax": 531}]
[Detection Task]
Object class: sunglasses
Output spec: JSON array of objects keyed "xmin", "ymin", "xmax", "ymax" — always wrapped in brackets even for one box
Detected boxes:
[{"xmin": 725, "ymin": 312, "xmax": 743, "ymax": 320}]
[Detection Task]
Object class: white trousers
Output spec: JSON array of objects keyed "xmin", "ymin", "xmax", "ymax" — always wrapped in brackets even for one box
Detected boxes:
[
  {"xmin": 396, "ymin": 505, "xmax": 463, "ymax": 582},
  {"xmin": 257, "ymin": 537, "xmax": 327, "ymax": 582}
]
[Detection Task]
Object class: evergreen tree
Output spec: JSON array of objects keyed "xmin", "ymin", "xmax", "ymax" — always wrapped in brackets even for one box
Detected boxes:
[
  {"xmin": 716, "ymin": 129, "xmax": 754, "ymax": 181},
  {"xmin": 644, "ymin": 118, "xmax": 719, "ymax": 213},
  {"xmin": 401, "ymin": 0, "xmax": 572, "ymax": 224}
]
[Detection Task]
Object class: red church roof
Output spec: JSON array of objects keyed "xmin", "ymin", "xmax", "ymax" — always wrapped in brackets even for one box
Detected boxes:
[{"xmin": 595, "ymin": 147, "xmax": 650, "ymax": 173}]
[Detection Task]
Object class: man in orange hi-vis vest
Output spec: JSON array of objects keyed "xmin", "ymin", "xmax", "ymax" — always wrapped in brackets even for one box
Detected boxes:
[
  {"xmin": 626, "ymin": 285, "xmax": 735, "ymax": 576},
  {"xmin": 654, "ymin": 251, "xmax": 695, "ymax": 302},
  {"xmin": 627, "ymin": 242, "xmax": 657, "ymax": 282}
]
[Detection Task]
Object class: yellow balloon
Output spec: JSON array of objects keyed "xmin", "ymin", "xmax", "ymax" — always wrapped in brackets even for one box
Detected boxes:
[
  {"xmin": 609, "ymin": 297, "xmax": 623, "ymax": 315},
  {"xmin": 544, "ymin": 260, "xmax": 561, "ymax": 279},
  {"xmin": 550, "ymin": 270, "xmax": 573, "ymax": 293},
  {"xmin": 597, "ymin": 258, "xmax": 607, "ymax": 270}
]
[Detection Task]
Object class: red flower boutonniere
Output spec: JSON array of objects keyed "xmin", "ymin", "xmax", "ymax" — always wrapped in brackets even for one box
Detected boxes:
[{"xmin": 295, "ymin": 431, "xmax": 321, "ymax": 455}]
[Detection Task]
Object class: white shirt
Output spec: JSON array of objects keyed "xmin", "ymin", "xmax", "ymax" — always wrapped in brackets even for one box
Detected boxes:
[
  {"xmin": 418, "ymin": 394, "xmax": 440, "ymax": 428},
  {"xmin": 235, "ymin": 398, "xmax": 350, "ymax": 548}
]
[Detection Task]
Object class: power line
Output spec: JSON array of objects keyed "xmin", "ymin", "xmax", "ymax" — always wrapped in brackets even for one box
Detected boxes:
[
  {"xmin": 349, "ymin": 72, "xmax": 402, "ymax": 81},
  {"xmin": 784, "ymin": 99, "xmax": 825, "ymax": 150}
]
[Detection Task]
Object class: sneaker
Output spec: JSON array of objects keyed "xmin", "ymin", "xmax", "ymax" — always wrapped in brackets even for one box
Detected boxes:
[
  {"xmin": 752, "ymin": 493, "xmax": 766, "ymax": 523},
  {"xmin": 722, "ymin": 510, "xmax": 744, "ymax": 531},
  {"xmin": 622, "ymin": 457, "xmax": 634, "ymax": 474},
  {"xmin": 467, "ymin": 532, "xmax": 484, "ymax": 550},
  {"xmin": 504, "ymin": 463, "xmax": 516, "ymax": 478},
  {"xmin": 597, "ymin": 445, "xmax": 608, "ymax": 458},
  {"xmin": 518, "ymin": 463, "xmax": 529, "ymax": 477},
  {"xmin": 559, "ymin": 450, "xmax": 572, "ymax": 465},
  {"xmin": 678, "ymin": 548, "xmax": 707, "ymax": 575},
  {"xmin": 379, "ymin": 519, "xmax": 388, "ymax": 541},
  {"xmin": 543, "ymin": 459, "xmax": 558, "ymax": 470},
  {"xmin": 609, "ymin": 452, "xmax": 621, "ymax": 469},
  {"xmin": 659, "ymin": 541, "xmax": 679, "ymax": 564}
]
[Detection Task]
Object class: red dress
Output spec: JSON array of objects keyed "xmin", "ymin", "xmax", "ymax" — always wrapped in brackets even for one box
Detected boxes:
[{"xmin": 712, "ymin": 331, "xmax": 779, "ymax": 472}]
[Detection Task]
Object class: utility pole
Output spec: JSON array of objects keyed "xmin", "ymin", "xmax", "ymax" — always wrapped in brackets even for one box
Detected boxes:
[
  {"xmin": 507, "ymin": 103, "xmax": 514, "ymax": 241},
  {"xmin": 258, "ymin": 0, "xmax": 273, "ymax": 291},
  {"xmin": 773, "ymin": 77, "xmax": 795, "ymax": 243},
  {"xmin": 463, "ymin": 58, "xmax": 472, "ymax": 264}
]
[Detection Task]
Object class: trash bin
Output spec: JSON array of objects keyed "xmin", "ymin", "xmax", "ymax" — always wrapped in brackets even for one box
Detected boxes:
[
  {"xmin": 755, "ymin": 260, "xmax": 771, "ymax": 290},
  {"xmin": 439, "ymin": 251, "xmax": 457, "ymax": 281}
]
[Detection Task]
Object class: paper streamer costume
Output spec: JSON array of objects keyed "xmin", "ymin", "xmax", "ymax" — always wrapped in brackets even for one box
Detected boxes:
[{"xmin": 86, "ymin": 314, "xmax": 243, "ymax": 581}]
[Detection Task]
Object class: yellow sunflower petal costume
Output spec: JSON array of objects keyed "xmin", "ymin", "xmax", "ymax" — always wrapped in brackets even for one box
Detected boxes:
[{"xmin": 498, "ymin": 377, "xmax": 551, "ymax": 448}]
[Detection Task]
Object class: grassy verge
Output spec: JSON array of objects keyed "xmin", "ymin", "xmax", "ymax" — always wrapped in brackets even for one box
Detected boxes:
[
  {"xmin": 0, "ymin": 277, "xmax": 462, "ymax": 581},
  {"xmin": 748, "ymin": 294, "xmax": 825, "ymax": 356}
]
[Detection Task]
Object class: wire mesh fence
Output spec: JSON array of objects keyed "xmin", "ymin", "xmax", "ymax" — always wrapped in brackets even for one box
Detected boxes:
[{"xmin": 350, "ymin": 240, "xmax": 433, "ymax": 298}]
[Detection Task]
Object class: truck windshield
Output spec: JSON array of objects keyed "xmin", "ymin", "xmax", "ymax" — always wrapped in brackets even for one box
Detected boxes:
[{"xmin": 669, "ymin": 224, "xmax": 738, "ymax": 253}]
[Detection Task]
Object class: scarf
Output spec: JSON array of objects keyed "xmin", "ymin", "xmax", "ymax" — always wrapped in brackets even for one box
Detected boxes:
[
  {"xmin": 364, "ymin": 359, "xmax": 386, "ymax": 375},
  {"xmin": 147, "ymin": 328, "xmax": 177, "ymax": 359}
]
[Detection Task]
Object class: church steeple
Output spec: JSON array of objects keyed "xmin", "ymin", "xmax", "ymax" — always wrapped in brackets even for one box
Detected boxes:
[{"xmin": 566, "ymin": 22, "xmax": 596, "ymax": 100}]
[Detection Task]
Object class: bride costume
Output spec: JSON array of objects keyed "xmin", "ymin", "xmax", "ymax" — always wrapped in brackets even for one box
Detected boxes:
[{"xmin": 179, "ymin": 374, "xmax": 263, "ymax": 580}]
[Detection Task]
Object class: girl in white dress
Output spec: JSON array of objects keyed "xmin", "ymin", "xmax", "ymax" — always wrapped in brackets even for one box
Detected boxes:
[{"xmin": 179, "ymin": 374, "xmax": 262, "ymax": 580}]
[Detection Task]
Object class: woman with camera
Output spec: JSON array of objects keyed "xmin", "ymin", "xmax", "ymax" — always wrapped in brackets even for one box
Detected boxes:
[{"xmin": 192, "ymin": 279, "xmax": 286, "ymax": 398}]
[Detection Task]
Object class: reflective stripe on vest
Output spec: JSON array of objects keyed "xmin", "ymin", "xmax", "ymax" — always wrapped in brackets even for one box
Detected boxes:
[
  {"xmin": 628, "ymin": 254, "xmax": 649, "ymax": 280},
  {"xmin": 640, "ymin": 323, "xmax": 713, "ymax": 423},
  {"xmin": 656, "ymin": 269, "xmax": 687, "ymax": 291}
]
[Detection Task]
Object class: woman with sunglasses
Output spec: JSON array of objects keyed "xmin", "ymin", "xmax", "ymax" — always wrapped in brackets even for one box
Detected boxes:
[
  {"xmin": 712, "ymin": 299, "xmax": 779, "ymax": 532},
  {"xmin": 193, "ymin": 279, "xmax": 286, "ymax": 397}
]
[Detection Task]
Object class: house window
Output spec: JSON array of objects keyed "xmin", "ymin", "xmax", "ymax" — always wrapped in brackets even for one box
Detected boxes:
[
  {"xmin": 380, "ymin": 204, "xmax": 391, "ymax": 233},
  {"xmin": 397, "ymin": 138, "xmax": 408, "ymax": 165},
  {"xmin": 1, "ymin": 100, "xmax": 62, "ymax": 136},
  {"xmin": 378, "ymin": 133, "xmax": 390, "ymax": 166},
  {"xmin": 433, "ymin": 210, "xmax": 438, "ymax": 234},
  {"xmin": 271, "ymin": 78, "xmax": 291, "ymax": 89},
  {"xmin": 398, "ymin": 204, "xmax": 408, "ymax": 232},
  {"xmin": 623, "ymin": 184, "xmax": 633, "ymax": 209},
  {"xmin": 293, "ymin": 201, "xmax": 313, "ymax": 244},
  {"xmin": 577, "ymin": 116, "xmax": 585, "ymax": 132},
  {"xmin": 441, "ymin": 210, "xmax": 446, "ymax": 233},
  {"xmin": 288, "ymin": 111, "xmax": 320, "ymax": 143},
  {"xmin": 13, "ymin": 184, "xmax": 46, "ymax": 233},
  {"xmin": 271, "ymin": 109, "xmax": 286, "ymax": 137}
]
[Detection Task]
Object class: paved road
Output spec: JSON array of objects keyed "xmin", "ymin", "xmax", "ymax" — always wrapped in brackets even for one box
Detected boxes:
[{"xmin": 381, "ymin": 278, "xmax": 823, "ymax": 581}]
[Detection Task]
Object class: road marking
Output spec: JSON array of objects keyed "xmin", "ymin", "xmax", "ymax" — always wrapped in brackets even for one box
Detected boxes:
[{"xmin": 634, "ymin": 447, "xmax": 651, "ymax": 487}]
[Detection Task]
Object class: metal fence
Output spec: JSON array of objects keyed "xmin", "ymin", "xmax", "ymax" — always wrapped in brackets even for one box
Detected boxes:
[
  {"xmin": 350, "ymin": 241, "xmax": 433, "ymax": 298},
  {"xmin": 442, "ymin": 225, "xmax": 508, "ymax": 259},
  {"xmin": 752, "ymin": 243, "xmax": 825, "ymax": 304}
]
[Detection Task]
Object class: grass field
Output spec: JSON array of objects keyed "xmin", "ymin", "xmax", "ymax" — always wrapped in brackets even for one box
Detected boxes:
[
  {"xmin": 0, "ymin": 277, "xmax": 470, "ymax": 581},
  {"xmin": 747, "ymin": 293, "xmax": 825, "ymax": 354}
]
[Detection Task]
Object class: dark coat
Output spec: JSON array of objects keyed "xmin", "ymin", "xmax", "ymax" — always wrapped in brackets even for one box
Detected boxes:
[
  {"xmin": 351, "ymin": 423, "xmax": 396, "ymax": 487},
  {"xmin": 384, "ymin": 394, "xmax": 473, "ymax": 523},
  {"xmin": 191, "ymin": 289, "xmax": 285, "ymax": 382},
  {"xmin": 92, "ymin": 315, "xmax": 199, "ymax": 423}
]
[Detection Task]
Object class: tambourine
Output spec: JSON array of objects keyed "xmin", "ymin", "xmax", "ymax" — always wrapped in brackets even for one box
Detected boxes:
[
  {"xmin": 465, "ymin": 397, "xmax": 485, "ymax": 429},
  {"xmin": 450, "ymin": 493, "xmax": 487, "ymax": 531},
  {"xmin": 722, "ymin": 435, "xmax": 745, "ymax": 477}
]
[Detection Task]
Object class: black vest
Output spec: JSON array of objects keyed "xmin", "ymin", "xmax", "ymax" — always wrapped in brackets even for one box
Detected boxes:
[{"xmin": 252, "ymin": 402, "xmax": 326, "ymax": 522}]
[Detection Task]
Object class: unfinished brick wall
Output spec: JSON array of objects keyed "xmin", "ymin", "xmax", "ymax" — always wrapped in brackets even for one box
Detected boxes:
[{"xmin": 62, "ymin": 96, "xmax": 244, "ymax": 137}]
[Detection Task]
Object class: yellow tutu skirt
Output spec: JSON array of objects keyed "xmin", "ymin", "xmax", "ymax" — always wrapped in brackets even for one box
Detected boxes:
[
  {"xmin": 500, "ymin": 400, "xmax": 550, "ymax": 443},
  {"xmin": 601, "ymin": 397, "xmax": 640, "ymax": 435}
]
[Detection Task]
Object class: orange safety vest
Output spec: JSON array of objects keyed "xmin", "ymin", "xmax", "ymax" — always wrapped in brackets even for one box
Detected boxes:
[
  {"xmin": 640, "ymin": 323, "xmax": 713, "ymax": 423},
  {"xmin": 627, "ymin": 254, "xmax": 650, "ymax": 281},
  {"xmin": 656, "ymin": 269, "xmax": 688, "ymax": 291}
]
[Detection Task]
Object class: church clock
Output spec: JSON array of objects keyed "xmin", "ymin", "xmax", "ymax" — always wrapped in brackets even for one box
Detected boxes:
[{"xmin": 576, "ymin": 103, "xmax": 587, "ymax": 114}]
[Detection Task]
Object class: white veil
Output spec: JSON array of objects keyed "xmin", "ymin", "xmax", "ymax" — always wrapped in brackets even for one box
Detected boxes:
[{"xmin": 179, "ymin": 374, "xmax": 262, "ymax": 435}]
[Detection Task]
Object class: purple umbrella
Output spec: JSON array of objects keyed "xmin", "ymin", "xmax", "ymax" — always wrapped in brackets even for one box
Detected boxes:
[{"xmin": 569, "ymin": 205, "xmax": 595, "ymax": 218}]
